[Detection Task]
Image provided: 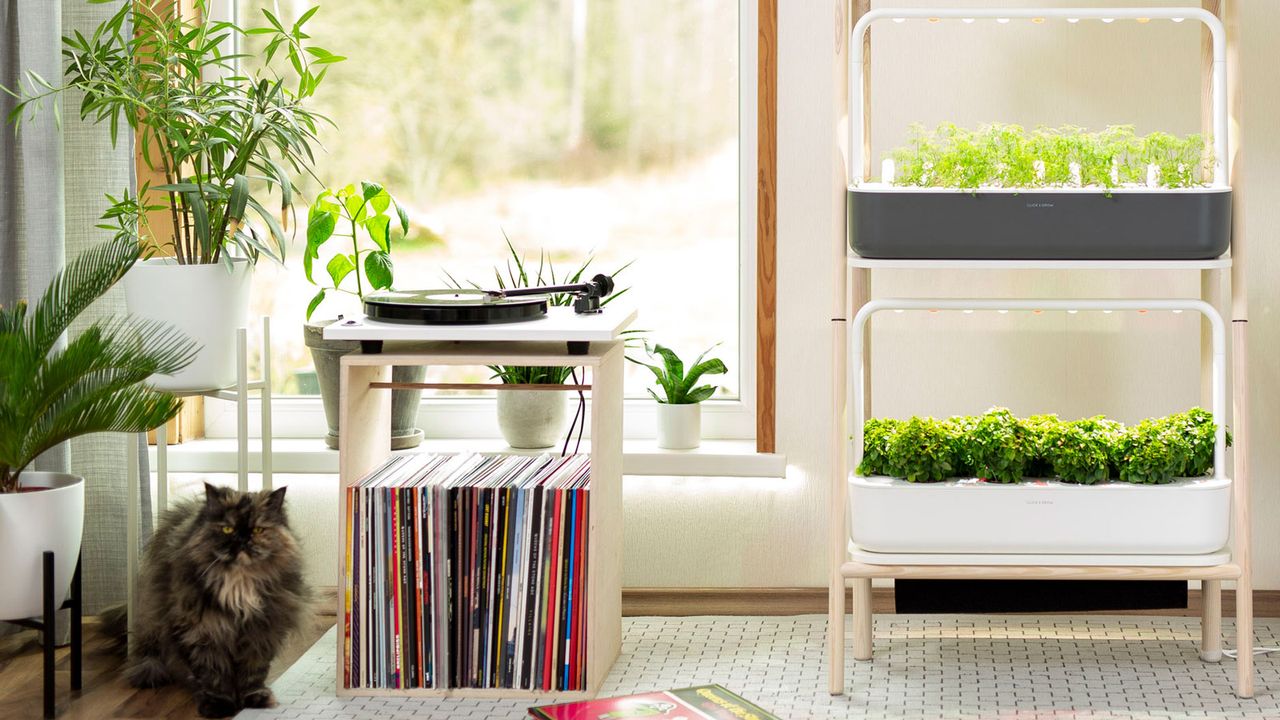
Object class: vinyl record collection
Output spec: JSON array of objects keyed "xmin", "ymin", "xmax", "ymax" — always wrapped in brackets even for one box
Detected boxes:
[{"xmin": 343, "ymin": 452, "xmax": 591, "ymax": 691}]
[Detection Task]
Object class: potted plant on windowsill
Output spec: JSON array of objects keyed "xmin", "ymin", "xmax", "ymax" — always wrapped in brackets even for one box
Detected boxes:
[
  {"xmin": 304, "ymin": 181, "xmax": 424, "ymax": 449},
  {"xmin": 850, "ymin": 123, "xmax": 1230, "ymax": 260},
  {"xmin": 4, "ymin": 0, "xmax": 339, "ymax": 391},
  {"xmin": 630, "ymin": 342, "xmax": 727, "ymax": 450},
  {"xmin": 450, "ymin": 237, "xmax": 630, "ymax": 449},
  {"xmin": 0, "ymin": 237, "xmax": 195, "ymax": 621}
]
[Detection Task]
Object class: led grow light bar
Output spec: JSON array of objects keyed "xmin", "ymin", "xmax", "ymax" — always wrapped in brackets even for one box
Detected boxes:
[
  {"xmin": 849, "ymin": 8, "xmax": 1228, "ymax": 187},
  {"xmin": 848, "ymin": 298, "xmax": 1228, "ymax": 482}
]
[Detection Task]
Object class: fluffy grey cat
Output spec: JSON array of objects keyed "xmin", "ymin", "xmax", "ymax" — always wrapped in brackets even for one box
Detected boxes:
[{"xmin": 122, "ymin": 483, "xmax": 308, "ymax": 718}]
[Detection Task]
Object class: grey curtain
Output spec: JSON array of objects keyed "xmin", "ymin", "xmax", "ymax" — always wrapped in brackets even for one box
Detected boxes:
[{"xmin": 1, "ymin": 0, "xmax": 151, "ymax": 617}]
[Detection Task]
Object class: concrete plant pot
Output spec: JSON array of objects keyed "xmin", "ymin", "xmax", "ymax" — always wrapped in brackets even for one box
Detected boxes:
[
  {"xmin": 304, "ymin": 321, "xmax": 425, "ymax": 449},
  {"xmin": 497, "ymin": 390, "xmax": 569, "ymax": 449}
]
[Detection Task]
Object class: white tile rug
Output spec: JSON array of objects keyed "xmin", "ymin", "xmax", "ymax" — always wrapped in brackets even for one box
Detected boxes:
[{"xmin": 244, "ymin": 615, "xmax": 1279, "ymax": 720}]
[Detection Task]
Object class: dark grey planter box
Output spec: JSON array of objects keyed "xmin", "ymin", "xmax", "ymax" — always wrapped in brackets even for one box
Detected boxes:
[{"xmin": 848, "ymin": 187, "xmax": 1231, "ymax": 260}]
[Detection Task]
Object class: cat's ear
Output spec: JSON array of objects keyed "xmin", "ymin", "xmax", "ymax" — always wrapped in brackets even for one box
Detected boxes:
[
  {"xmin": 204, "ymin": 482, "xmax": 230, "ymax": 510},
  {"xmin": 264, "ymin": 486, "xmax": 288, "ymax": 519}
]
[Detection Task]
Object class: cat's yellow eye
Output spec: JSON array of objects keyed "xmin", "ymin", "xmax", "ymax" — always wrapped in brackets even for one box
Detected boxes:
[
  {"xmin": 253, "ymin": 527, "xmax": 264, "ymax": 535},
  {"xmin": 222, "ymin": 526, "xmax": 233, "ymax": 534}
]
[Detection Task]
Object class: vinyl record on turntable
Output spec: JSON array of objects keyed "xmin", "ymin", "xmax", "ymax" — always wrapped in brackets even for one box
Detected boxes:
[
  {"xmin": 362, "ymin": 288, "xmax": 548, "ymax": 325},
  {"xmin": 363, "ymin": 273, "xmax": 616, "ymax": 325}
]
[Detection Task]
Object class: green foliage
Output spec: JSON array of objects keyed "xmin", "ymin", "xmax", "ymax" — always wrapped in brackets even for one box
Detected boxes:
[
  {"xmin": 1040, "ymin": 416, "xmax": 1123, "ymax": 485},
  {"xmin": 1021, "ymin": 413, "xmax": 1060, "ymax": 478},
  {"xmin": 965, "ymin": 408, "xmax": 1034, "ymax": 484},
  {"xmin": 1114, "ymin": 408, "xmax": 1229, "ymax": 484},
  {"xmin": 886, "ymin": 123, "xmax": 1210, "ymax": 190},
  {"xmin": 628, "ymin": 342, "xmax": 727, "ymax": 405},
  {"xmin": 884, "ymin": 417, "xmax": 959, "ymax": 484},
  {"xmin": 3, "ymin": 1, "xmax": 340, "ymax": 266},
  {"xmin": 303, "ymin": 181, "xmax": 410, "ymax": 320},
  {"xmin": 447, "ymin": 235, "xmax": 631, "ymax": 385},
  {"xmin": 859, "ymin": 409, "xmax": 1224, "ymax": 486},
  {"xmin": 856, "ymin": 417, "xmax": 899, "ymax": 477},
  {"xmin": 0, "ymin": 238, "xmax": 197, "ymax": 492}
]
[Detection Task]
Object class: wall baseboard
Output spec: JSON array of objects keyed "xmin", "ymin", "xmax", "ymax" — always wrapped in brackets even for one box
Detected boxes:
[{"xmin": 621, "ymin": 587, "xmax": 1280, "ymax": 618}]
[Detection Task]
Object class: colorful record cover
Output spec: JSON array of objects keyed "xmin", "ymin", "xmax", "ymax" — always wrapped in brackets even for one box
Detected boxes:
[{"xmin": 529, "ymin": 684, "xmax": 781, "ymax": 720}]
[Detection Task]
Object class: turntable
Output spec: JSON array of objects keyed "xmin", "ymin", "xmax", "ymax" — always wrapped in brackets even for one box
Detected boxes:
[{"xmin": 322, "ymin": 273, "xmax": 635, "ymax": 355}]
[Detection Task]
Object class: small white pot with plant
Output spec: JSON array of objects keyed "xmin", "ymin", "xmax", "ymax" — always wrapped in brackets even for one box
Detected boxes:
[
  {"xmin": 0, "ymin": 238, "xmax": 194, "ymax": 620},
  {"xmin": 632, "ymin": 342, "xmax": 727, "ymax": 451},
  {"xmin": 6, "ymin": 1, "xmax": 340, "ymax": 391}
]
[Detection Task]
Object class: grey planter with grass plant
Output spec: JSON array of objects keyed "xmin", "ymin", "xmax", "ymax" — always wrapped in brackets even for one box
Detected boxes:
[
  {"xmin": 304, "ymin": 182, "xmax": 424, "ymax": 449},
  {"xmin": 631, "ymin": 342, "xmax": 727, "ymax": 450},
  {"xmin": 851, "ymin": 124, "xmax": 1231, "ymax": 260}
]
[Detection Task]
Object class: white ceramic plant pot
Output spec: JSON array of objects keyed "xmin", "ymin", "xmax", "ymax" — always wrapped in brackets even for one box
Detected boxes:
[
  {"xmin": 0, "ymin": 473, "xmax": 85, "ymax": 621},
  {"xmin": 656, "ymin": 402, "xmax": 702, "ymax": 450},
  {"xmin": 497, "ymin": 390, "xmax": 569, "ymax": 449},
  {"xmin": 123, "ymin": 257, "xmax": 251, "ymax": 392}
]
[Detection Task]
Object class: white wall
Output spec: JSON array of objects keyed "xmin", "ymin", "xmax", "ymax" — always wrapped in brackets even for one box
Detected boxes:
[{"xmin": 621, "ymin": 0, "xmax": 1280, "ymax": 591}]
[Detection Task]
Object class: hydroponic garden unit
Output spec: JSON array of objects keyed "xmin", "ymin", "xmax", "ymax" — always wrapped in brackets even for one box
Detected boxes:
[
  {"xmin": 828, "ymin": 5, "xmax": 1257, "ymax": 701},
  {"xmin": 846, "ymin": 8, "xmax": 1232, "ymax": 262}
]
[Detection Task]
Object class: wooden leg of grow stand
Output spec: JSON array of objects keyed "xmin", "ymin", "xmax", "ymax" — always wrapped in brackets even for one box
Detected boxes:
[
  {"xmin": 852, "ymin": 578, "xmax": 873, "ymax": 661},
  {"xmin": 828, "ymin": 576, "xmax": 845, "ymax": 695},
  {"xmin": 1200, "ymin": 579, "xmax": 1222, "ymax": 662}
]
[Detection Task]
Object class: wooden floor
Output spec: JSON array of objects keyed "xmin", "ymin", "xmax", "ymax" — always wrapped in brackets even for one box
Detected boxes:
[{"xmin": 0, "ymin": 590, "xmax": 336, "ymax": 720}]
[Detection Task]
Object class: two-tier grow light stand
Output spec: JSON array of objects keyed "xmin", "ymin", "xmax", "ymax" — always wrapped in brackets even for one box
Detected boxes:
[{"xmin": 829, "ymin": 5, "xmax": 1255, "ymax": 699}]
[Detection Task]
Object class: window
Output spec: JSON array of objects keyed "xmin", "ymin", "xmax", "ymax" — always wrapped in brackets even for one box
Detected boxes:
[{"xmin": 223, "ymin": 0, "xmax": 755, "ymax": 439}]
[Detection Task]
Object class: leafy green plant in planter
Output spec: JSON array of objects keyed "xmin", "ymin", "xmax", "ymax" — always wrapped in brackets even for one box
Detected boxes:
[
  {"xmin": 1040, "ymin": 416, "xmax": 1123, "ymax": 485},
  {"xmin": 304, "ymin": 182, "xmax": 410, "ymax": 318},
  {"xmin": 856, "ymin": 417, "xmax": 900, "ymax": 477},
  {"xmin": 966, "ymin": 407, "xmax": 1035, "ymax": 484},
  {"xmin": 301, "ymin": 181, "xmax": 423, "ymax": 449},
  {"xmin": 629, "ymin": 342, "xmax": 728, "ymax": 405},
  {"xmin": 887, "ymin": 123, "xmax": 1210, "ymax": 190},
  {"xmin": 0, "ymin": 238, "xmax": 196, "ymax": 491},
  {"xmin": 884, "ymin": 417, "xmax": 960, "ymax": 484},
  {"xmin": 860, "ymin": 408, "xmax": 1225, "ymax": 485},
  {"xmin": 5, "ymin": 0, "xmax": 340, "ymax": 266}
]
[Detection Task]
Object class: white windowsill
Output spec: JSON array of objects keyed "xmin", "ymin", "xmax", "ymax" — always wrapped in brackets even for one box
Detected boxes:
[{"xmin": 148, "ymin": 437, "xmax": 787, "ymax": 479}]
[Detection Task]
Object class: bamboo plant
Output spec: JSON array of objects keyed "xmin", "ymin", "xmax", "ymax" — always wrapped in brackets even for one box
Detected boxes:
[
  {"xmin": 0, "ymin": 237, "xmax": 197, "ymax": 493},
  {"xmin": 3, "ymin": 0, "xmax": 342, "ymax": 266}
]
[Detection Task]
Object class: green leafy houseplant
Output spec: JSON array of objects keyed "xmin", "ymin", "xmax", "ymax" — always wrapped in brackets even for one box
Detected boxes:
[
  {"xmin": 0, "ymin": 238, "xmax": 197, "ymax": 492},
  {"xmin": 629, "ymin": 342, "xmax": 728, "ymax": 405},
  {"xmin": 886, "ymin": 123, "xmax": 1210, "ymax": 190},
  {"xmin": 4, "ymin": 0, "xmax": 341, "ymax": 266},
  {"xmin": 449, "ymin": 236, "xmax": 631, "ymax": 386},
  {"xmin": 858, "ymin": 408, "xmax": 1226, "ymax": 486},
  {"xmin": 304, "ymin": 182, "xmax": 410, "ymax": 318}
]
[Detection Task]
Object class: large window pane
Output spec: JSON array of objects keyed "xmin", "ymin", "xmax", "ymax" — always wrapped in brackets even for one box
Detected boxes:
[{"xmin": 238, "ymin": 0, "xmax": 740, "ymax": 398}]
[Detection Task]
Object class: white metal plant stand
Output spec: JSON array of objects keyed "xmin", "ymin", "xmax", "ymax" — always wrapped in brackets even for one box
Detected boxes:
[
  {"xmin": 830, "ymin": 4, "xmax": 1255, "ymax": 699},
  {"xmin": 125, "ymin": 316, "xmax": 274, "ymax": 651}
]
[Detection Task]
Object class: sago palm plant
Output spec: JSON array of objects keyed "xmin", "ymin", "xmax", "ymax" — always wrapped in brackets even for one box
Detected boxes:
[{"xmin": 0, "ymin": 238, "xmax": 198, "ymax": 492}]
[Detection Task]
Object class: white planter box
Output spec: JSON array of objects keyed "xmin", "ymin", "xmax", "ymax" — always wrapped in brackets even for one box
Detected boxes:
[{"xmin": 849, "ymin": 475, "xmax": 1231, "ymax": 556}]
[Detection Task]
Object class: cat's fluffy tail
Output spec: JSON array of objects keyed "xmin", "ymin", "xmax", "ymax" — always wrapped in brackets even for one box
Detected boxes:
[{"xmin": 97, "ymin": 604, "xmax": 128, "ymax": 655}]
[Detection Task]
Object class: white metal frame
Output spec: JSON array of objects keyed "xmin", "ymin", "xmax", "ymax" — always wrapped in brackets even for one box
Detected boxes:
[
  {"xmin": 211, "ymin": 0, "xmax": 760, "ymax": 443},
  {"xmin": 847, "ymin": 7, "xmax": 1229, "ymax": 187},
  {"xmin": 855, "ymin": 297, "xmax": 1223, "ymax": 481}
]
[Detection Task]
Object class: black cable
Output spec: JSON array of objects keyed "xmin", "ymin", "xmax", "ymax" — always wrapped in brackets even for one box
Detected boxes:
[{"xmin": 561, "ymin": 367, "xmax": 584, "ymax": 457}]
